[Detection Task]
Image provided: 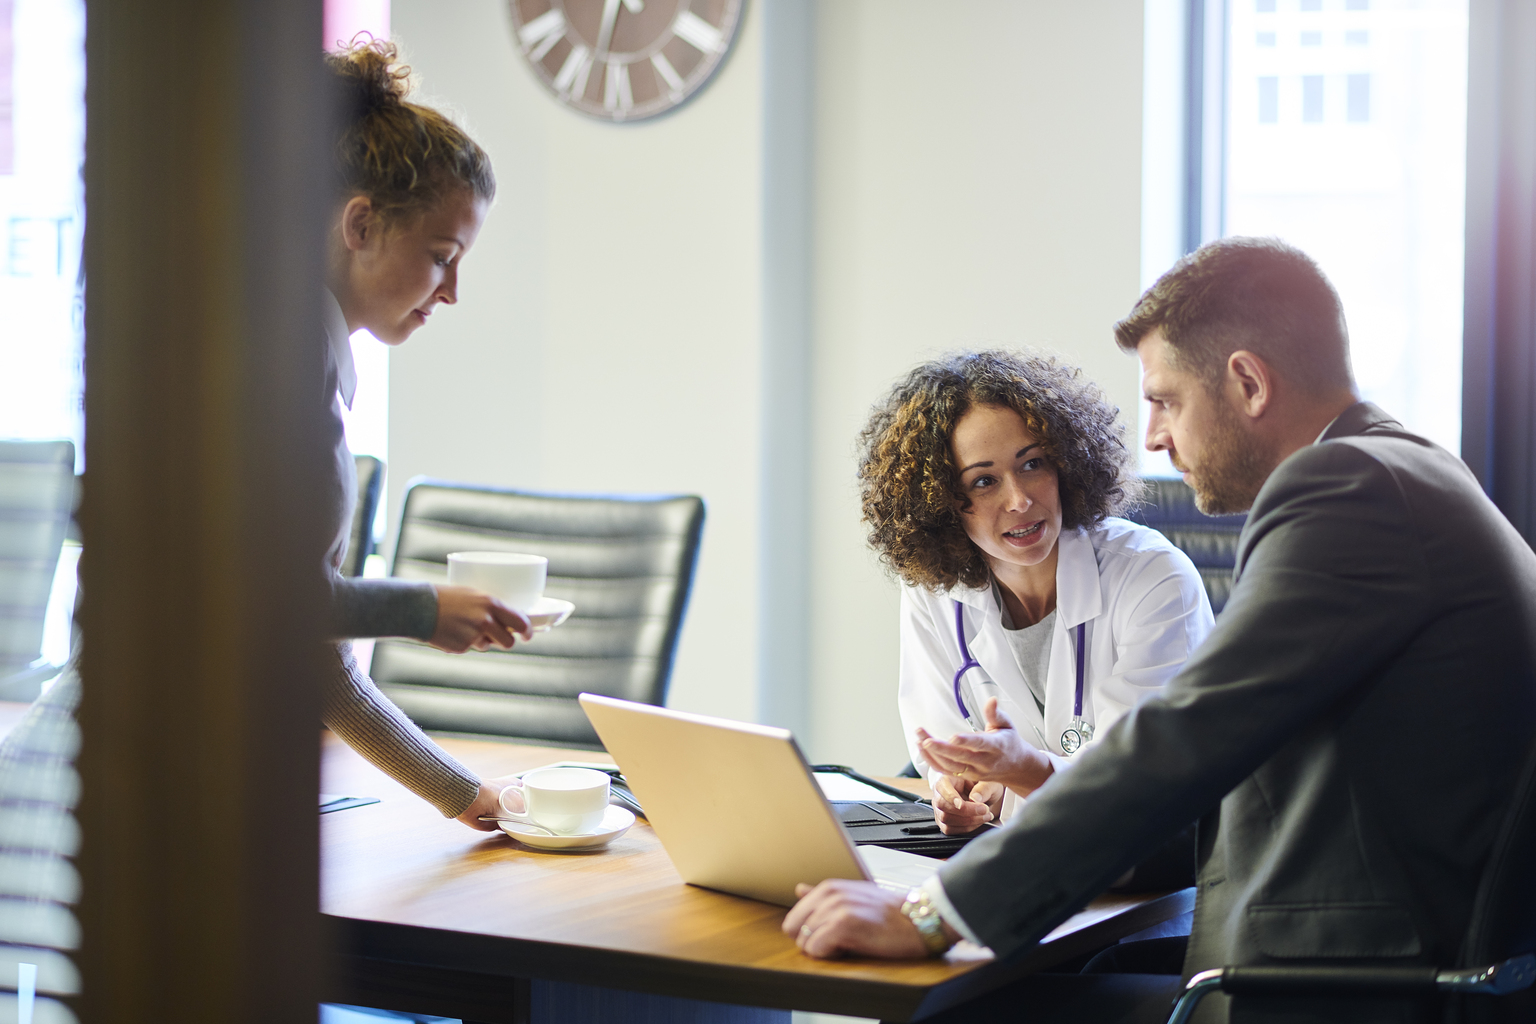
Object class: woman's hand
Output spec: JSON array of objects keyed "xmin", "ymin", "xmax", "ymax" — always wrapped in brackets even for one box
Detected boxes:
[
  {"xmin": 455, "ymin": 774, "xmax": 526, "ymax": 832},
  {"xmin": 430, "ymin": 585, "xmax": 533, "ymax": 653},
  {"xmin": 930, "ymin": 776, "xmax": 1003, "ymax": 834},
  {"xmin": 916, "ymin": 697, "xmax": 1054, "ymax": 798}
]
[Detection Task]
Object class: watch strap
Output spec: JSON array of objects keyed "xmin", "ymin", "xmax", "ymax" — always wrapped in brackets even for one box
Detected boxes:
[{"xmin": 899, "ymin": 887, "xmax": 955, "ymax": 957}]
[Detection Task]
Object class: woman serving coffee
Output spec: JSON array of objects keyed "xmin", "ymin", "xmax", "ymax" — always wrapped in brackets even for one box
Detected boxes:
[
  {"xmin": 317, "ymin": 39, "xmax": 528, "ymax": 830},
  {"xmin": 857, "ymin": 351, "xmax": 1213, "ymax": 833}
]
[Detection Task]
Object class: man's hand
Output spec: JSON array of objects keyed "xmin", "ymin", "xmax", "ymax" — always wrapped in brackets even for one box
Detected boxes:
[
  {"xmin": 916, "ymin": 697, "xmax": 1054, "ymax": 797},
  {"xmin": 430, "ymin": 585, "xmax": 533, "ymax": 653},
  {"xmin": 782, "ymin": 879, "xmax": 946, "ymax": 959},
  {"xmin": 930, "ymin": 776, "xmax": 1003, "ymax": 835}
]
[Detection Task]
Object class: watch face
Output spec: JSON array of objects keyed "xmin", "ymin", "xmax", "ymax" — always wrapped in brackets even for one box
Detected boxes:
[{"xmin": 508, "ymin": 0, "xmax": 745, "ymax": 123}]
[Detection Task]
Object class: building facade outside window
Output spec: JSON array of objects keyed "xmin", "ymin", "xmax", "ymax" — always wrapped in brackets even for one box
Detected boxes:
[
  {"xmin": 1142, "ymin": 0, "xmax": 1469, "ymax": 471},
  {"xmin": 0, "ymin": 0, "xmax": 394, "ymax": 474},
  {"xmin": 1226, "ymin": 0, "xmax": 1470, "ymax": 454},
  {"xmin": 0, "ymin": 0, "xmax": 84, "ymax": 467}
]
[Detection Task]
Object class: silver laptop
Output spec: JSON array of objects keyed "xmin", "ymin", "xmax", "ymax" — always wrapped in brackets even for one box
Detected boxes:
[{"xmin": 579, "ymin": 692, "xmax": 939, "ymax": 906}]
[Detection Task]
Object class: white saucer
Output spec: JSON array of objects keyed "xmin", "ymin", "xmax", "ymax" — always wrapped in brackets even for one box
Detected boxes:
[
  {"xmin": 525, "ymin": 596, "xmax": 575, "ymax": 632},
  {"xmin": 498, "ymin": 805, "xmax": 635, "ymax": 851}
]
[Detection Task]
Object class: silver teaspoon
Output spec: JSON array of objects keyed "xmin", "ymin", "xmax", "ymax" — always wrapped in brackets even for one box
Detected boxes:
[{"xmin": 478, "ymin": 815, "xmax": 557, "ymax": 836}]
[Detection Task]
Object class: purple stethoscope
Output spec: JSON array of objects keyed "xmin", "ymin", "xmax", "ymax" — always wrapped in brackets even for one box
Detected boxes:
[{"xmin": 951, "ymin": 599, "xmax": 1094, "ymax": 755}]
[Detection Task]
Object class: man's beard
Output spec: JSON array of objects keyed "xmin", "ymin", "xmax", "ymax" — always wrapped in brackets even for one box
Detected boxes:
[{"xmin": 1175, "ymin": 403, "xmax": 1276, "ymax": 516}]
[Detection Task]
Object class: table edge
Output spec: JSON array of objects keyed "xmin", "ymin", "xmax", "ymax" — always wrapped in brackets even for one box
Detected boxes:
[{"xmin": 322, "ymin": 887, "xmax": 1194, "ymax": 1021}]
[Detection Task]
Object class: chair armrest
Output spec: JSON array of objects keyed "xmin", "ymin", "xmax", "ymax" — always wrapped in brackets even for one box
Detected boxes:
[
  {"xmin": 1221, "ymin": 964, "xmax": 1439, "ymax": 996},
  {"xmin": 1438, "ymin": 955, "xmax": 1536, "ymax": 995},
  {"xmin": 1166, "ymin": 955, "xmax": 1535, "ymax": 1024}
]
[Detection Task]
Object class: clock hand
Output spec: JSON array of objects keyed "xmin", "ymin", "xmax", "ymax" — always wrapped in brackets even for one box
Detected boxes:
[
  {"xmin": 596, "ymin": 0, "xmax": 645, "ymax": 61},
  {"xmin": 594, "ymin": 0, "xmax": 622, "ymax": 60}
]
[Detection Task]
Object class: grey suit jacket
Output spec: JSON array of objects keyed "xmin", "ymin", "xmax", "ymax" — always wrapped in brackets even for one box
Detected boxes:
[{"xmin": 939, "ymin": 403, "xmax": 1536, "ymax": 1022}]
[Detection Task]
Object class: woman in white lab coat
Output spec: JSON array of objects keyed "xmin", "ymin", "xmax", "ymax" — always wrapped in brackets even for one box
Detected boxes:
[{"xmin": 857, "ymin": 351, "xmax": 1213, "ymax": 833}]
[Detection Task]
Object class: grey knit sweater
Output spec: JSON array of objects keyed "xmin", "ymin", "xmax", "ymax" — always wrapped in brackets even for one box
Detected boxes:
[{"xmin": 318, "ymin": 310, "xmax": 480, "ymax": 818}]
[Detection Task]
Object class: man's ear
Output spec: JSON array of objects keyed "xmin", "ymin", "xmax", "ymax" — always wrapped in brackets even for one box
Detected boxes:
[
  {"xmin": 339, "ymin": 195, "xmax": 376, "ymax": 253},
  {"xmin": 1226, "ymin": 350, "xmax": 1274, "ymax": 419}
]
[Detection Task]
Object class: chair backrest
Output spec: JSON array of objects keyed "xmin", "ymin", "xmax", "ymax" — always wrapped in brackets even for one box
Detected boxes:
[
  {"xmin": 1126, "ymin": 477, "xmax": 1246, "ymax": 614},
  {"xmin": 0, "ymin": 440, "xmax": 76, "ymax": 676},
  {"xmin": 371, "ymin": 481, "xmax": 706, "ymax": 747},
  {"xmin": 346, "ymin": 455, "xmax": 384, "ymax": 577},
  {"xmin": 1462, "ymin": 733, "xmax": 1536, "ymax": 969}
]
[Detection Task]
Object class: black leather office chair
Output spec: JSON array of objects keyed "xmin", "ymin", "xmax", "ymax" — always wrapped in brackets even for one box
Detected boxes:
[
  {"xmin": 0, "ymin": 440, "xmax": 77, "ymax": 701},
  {"xmin": 1126, "ymin": 478, "xmax": 1246, "ymax": 614},
  {"xmin": 370, "ymin": 481, "xmax": 705, "ymax": 748},
  {"xmin": 344, "ymin": 455, "xmax": 384, "ymax": 578},
  {"xmin": 1165, "ymin": 734, "xmax": 1536, "ymax": 1023}
]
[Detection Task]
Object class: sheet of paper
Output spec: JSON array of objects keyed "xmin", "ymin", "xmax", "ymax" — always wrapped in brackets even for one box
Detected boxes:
[
  {"xmin": 857, "ymin": 844, "xmax": 940, "ymax": 888},
  {"xmin": 814, "ymin": 771, "xmax": 909, "ymax": 803}
]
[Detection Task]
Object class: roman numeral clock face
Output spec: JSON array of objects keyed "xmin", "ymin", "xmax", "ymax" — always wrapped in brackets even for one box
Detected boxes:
[{"xmin": 509, "ymin": 0, "xmax": 744, "ymax": 122}]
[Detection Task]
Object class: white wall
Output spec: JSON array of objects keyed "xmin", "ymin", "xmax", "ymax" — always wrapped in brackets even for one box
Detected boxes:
[
  {"xmin": 386, "ymin": 0, "xmax": 1147, "ymax": 768},
  {"xmin": 389, "ymin": 0, "xmax": 765, "ymax": 723},
  {"xmin": 805, "ymin": 1, "xmax": 1147, "ymax": 771}
]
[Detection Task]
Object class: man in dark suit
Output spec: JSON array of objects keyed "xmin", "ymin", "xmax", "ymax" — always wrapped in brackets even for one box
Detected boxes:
[{"xmin": 784, "ymin": 237, "xmax": 1536, "ymax": 1022}]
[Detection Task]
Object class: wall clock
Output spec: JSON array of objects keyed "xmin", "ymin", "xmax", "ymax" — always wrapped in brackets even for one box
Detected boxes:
[{"xmin": 508, "ymin": 0, "xmax": 744, "ymax": 123}]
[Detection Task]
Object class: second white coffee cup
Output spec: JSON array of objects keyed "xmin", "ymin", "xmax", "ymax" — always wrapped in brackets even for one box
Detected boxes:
[
  {"xmin": 446, "ymin": 551, "xmax": 548, "ymax": 611},
  {"xmin": 499, "ymin": 767, "xmax": 610, "ymax": 835}
]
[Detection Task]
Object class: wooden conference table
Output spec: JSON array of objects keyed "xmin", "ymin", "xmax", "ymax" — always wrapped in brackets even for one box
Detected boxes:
[{"xmin": 321, "ymin": 731, "xmax": 1194, "ymax": 1023}]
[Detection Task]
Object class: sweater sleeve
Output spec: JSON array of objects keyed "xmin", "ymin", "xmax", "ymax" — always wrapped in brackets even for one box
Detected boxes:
[
  {"xmin": 322, "ymin": 641, "xmax": 481, "ymax": 818},
  {"xmin": 326, "ymin": 574, "xmax": 439, "ymax": 641}
]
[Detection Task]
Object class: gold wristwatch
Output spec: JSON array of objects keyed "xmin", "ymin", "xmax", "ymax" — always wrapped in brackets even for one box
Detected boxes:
[{"xmin": 899, "ymin": 888, "xmax": 955, "ymax": 957}]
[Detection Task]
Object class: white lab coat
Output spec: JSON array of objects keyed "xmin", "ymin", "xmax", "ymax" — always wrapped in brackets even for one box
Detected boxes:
[{"xmin": 898, "ymin": 517, "xmax": 1214, "ymax": 819}]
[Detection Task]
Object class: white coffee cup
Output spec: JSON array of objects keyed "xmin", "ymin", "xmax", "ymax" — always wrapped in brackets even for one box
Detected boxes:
[
  {"xmin": 446, "ymin": 551, "xmax": 548, "ymax": 611},
  {"xmin": 498, "ymin": 767, "xmax": 610, "ymax": 835}
]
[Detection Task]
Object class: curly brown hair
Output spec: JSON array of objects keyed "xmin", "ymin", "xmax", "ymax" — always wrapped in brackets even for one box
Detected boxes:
[{"xmin": 857, "ymin": 351, "xmax": 1139, "ymax": 592}]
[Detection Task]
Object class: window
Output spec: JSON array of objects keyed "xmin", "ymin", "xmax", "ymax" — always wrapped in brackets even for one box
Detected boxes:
[
  {"xmin": 1142, "ymin": 0, "xmax": 1470, "ymax": 469},
  {"xmin": 1300, "ymin": 30, "xmax": 1322, "ymax": 46},
  {"xmin": 1, "ymin": 0, "xmax": 391, "ymax": 482},
  {"xmin": 1, "ymin": 0, "xmax": 12, "ymax": 173},
  {"xmin": 1224, "ymin": 0, "xmax": 1470, "ymax": 453},
  {"xmin": 0, "ymin": 0, "xmax": 85, "ymax": 467},
  {"xmin": 1346, "ymin": 73, "xmax": 1370, "ymax": 122},
  {"xmin": 1301, "ymin": 74, "xmax": 1324, "ymax": 121},
  {"xmin": 1257, "ymin": 30, "xmax": 1276, "ymax": 46},
  {"xmin": 1258, "ymin": 76, "xmax": 1279, "ymax": 122}
]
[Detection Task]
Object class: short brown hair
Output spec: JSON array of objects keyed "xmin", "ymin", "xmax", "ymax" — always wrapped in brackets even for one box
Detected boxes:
[
  {"xmin": 857, "ymin": 351, "xmax": 1139, "ymax": 592},
  {"xmin": 326, "ymin": 37, "xmax": 496, "ymax": 223},
  {"xmin": 1114, "ymin": 237, "xmax": 1353, "ymax": 393}
]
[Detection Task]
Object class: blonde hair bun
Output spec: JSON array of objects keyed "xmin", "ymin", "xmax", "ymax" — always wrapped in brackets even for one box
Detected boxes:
[
  {"xmin": 325, "ymin": 36, "xmax": 495, "ymax": 222},
  {"xmin": 329, "ymin": 35, "xmax": 412, "ymax": 120}
]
